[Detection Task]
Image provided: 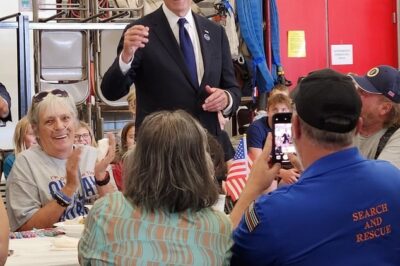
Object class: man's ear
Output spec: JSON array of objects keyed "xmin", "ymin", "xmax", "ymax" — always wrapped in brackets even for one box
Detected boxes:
[
  {"xmin": 355, "ymin": 117, "xmax": 363, "ymax": 135},
  {"xmin": 380, "ymin": 101, "xmax": 393, "ymax": 116}
]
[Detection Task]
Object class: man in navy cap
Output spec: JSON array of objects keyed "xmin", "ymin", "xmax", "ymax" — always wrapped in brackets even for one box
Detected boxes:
[
  {"xmin": 0, "ymin": 82, "xmax": 11, "ymax": 124},
  {"xmin": 349, "ymin": 65, "xmax": 400, "ymax": 168},
  {"xmin": 230, "ymin": 69, "xmax": 400, "ymax": 265}
]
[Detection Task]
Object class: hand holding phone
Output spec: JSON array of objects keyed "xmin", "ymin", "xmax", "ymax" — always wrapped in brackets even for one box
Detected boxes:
[{"xmin": 272, "ymin": 112, "xmax": 296, "ymax": 165}]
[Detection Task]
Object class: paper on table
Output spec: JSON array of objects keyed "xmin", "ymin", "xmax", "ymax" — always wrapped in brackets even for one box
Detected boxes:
[
  {"xmin": 51, "ymin": 236, "xmax": 79, "ymax": 249},
  {"xmin": 54, "ymin": 217, "xmax": 85, "ymax": 238}
]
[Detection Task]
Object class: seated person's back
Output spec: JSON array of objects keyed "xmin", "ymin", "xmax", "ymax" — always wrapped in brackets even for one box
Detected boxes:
[{"xmin": 78, "ymin": 110, "xmax": 233, "ymax": 265}]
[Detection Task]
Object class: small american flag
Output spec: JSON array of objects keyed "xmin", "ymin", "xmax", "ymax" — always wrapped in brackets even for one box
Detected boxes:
[{"xmin": 225, "ymin": 135, "xmax": 253, "ymax": 201}]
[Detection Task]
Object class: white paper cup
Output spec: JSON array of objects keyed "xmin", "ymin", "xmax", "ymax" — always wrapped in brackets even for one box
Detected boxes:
[{"xmin": 212, "ymin": 194, "xmax": 226, "ymax": 212}]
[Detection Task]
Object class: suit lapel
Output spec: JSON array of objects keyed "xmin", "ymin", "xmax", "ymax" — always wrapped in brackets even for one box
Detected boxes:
[
  {"xmin": 151, "ymin": 8, "xmax": 198, "ymax": 90},
  {"xmin": 194, "ymin": 13, "xmax": 212, "ymax": 91}
]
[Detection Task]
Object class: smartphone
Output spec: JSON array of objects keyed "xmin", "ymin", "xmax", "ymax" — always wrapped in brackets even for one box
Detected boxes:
[{"xmin": 272, "ymin": 112, "xmax": 296, "ymax": 165}]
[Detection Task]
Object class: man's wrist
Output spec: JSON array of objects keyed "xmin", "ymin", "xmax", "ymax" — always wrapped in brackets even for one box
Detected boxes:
[
  {"xmin": 243, "ymin": 186, "xmax": 266, "ymax": 200},
  {"xmin": 222, "ymin": 91, "xmax": 233, "ymax": 115},
  {"xmin": 53, "ymin": 190, "xmax": 73, "ymax": 207},
  {"xmin": 224, "ymin": 91, "xmax": 231, "ymax": 109},
  {"xmin": 62, "ymin": 185, "xmax": 77, "ymax": 198},
  {"xmin": 119, "ymin": 53, "xmax": 134, "ymax": 74},
  {"xmin": 121, "ymin": 51, "xmax": 133, "ymax": 64}
]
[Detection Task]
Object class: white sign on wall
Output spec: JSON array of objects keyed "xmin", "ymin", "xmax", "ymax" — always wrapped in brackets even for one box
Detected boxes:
[{"xmin": 331, "ymin": 44, "xmax": 353, "ymax": 65}]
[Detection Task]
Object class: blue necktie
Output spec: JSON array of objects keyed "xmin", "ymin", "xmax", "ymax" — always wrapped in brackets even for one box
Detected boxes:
[{"xmin": 178, "ymin": 18, "xmax": 198, "ymax": 85}]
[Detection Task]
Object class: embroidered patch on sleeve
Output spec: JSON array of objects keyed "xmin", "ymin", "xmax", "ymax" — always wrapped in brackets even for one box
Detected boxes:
[{"xmin": 244, "ymin": 201, "xmax": 260, "ymax": 232}]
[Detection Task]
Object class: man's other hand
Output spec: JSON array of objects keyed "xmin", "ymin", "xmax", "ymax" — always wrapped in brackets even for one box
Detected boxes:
[{"xmin": 202, "ymin": 85, "xmax": 229, "ymax": 112}]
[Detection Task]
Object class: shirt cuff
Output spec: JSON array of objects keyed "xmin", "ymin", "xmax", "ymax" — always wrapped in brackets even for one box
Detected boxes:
[
  {"xmin": 222, "ymin": 91, "xmax": 233, "ymax": 116},
  {"xmin": 119, "ymin": 53, "xmax": 134, "ymax": 75}
]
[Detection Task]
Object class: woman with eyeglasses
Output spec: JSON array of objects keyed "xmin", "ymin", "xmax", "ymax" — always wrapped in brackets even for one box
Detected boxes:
[
  {"xmin": 74, "ymin": 121, "xmax": 97, "ymax": 147},
  {"xmin": 6, "ymin": 89, "xmax": 117, "ymax": 232},
  {"xmin": 78, "ymin": 110, "xmax": 233, "ymax": 265}
]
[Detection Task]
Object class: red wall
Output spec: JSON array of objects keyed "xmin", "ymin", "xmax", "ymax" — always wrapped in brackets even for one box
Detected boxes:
[
  {"xmin": 328, "ymin": 0, "xmax": 397, "ymax": 74},
  {"xmin": 276, "ymin": 0, "xmax": 398, "ymax": 86}
]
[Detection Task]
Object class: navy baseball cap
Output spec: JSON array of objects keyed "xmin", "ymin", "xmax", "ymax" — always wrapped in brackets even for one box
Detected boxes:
[
  {"xmin": 293, "ymin": 69, "xmax": 362, "ymax": 133},
  {"xmin": 349, "ymin": 65, "xmax": 400, "ymax": 103}
]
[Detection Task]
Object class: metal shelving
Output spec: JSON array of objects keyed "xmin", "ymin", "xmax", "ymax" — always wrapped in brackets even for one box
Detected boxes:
[{"xmin": 0, "ymin": 13, "xmax": 128, "ymax": 139}]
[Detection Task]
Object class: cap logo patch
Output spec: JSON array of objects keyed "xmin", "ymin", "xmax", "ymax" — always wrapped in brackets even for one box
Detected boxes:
[
  {"xmin": 367, "ymin": 67, "xmax": 379, "ymax": 77},
  {"xmin": 388, "ymin": 90, "xmax": 395, "ymax": 98}
]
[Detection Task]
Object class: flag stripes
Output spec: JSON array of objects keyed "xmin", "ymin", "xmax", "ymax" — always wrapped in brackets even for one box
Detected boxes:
[{"xmin": 225, "ymin": 135, "xmax": 253, "ymax": 201}]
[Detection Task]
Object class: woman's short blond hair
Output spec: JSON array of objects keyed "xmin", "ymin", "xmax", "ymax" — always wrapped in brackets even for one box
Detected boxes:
[
  {"xmin": 13, "ymin": 116, "xmax": 32, "ymax": 154},
  {"xmin": 267, "ymin": 93, "xmax": 292, "ymax": 112}
]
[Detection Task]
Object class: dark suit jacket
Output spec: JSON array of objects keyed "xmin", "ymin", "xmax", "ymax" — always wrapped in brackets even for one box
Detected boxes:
[
  {"xmin": 101, "ymin": 7, "xmax": 241, "ymax": 137},
  {"xmin": 0, "ymin": 83, "xmax": 11, "ymax": 122}
]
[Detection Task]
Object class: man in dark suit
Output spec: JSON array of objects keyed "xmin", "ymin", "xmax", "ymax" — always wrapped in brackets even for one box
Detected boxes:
[
  {"xmin": 0, "ymin": 83, "xmax": 11, "ymax": 123},
  {"xmin": 101, "ymin": 0, "xmax": 241, "ymax": 137}
]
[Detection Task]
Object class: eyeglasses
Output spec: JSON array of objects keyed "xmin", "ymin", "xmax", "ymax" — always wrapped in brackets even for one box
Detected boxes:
[
  {"xmin": 74, "ymin": 133, "xmax": 91, "ymax": 141},
  {"xmin": 32, "ymin": 89, "xmax": 69, "ymax": 104}
]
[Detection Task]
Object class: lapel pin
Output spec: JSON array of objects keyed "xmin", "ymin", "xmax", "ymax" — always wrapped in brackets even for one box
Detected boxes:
[{"xmin": 203, "ymin": 32, "xmax": 210, "ymax": 41}]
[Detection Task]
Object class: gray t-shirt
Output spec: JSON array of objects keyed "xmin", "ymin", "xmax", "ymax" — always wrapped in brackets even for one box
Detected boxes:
[
  {"xmin": 355, "ymin": 128, "xmax": 400, "ymax": 169},
  {"xmin": 6, "ymin": 145, "xmax": 99, "ymax": 231}
]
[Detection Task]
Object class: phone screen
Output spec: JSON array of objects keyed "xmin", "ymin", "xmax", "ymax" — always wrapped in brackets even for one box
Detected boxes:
[{"xmin": 273, "ymin": 113, "xmax": 296, "ymax": 164}]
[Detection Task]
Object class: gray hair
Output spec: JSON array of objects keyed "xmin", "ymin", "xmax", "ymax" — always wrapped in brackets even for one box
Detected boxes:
[
  {"xmin": 27, "ymin": 91, "xmax": 78, "ymax": 134},
  {"xmin": 381, "ymin": 97, "xmax": 400, "ymax": 127},
  {"xmin": 123, "ymin": 110, "xmax": 218, "ymax": 213},
  {"xmin": 297, "ymin": 112, "xmax": 356, "ymax": 150}
]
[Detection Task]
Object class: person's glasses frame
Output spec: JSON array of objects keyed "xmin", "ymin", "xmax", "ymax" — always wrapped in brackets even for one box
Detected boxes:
[{"xmin": 74, "ymin": 133, "xmax": 91, "ymax": 141}]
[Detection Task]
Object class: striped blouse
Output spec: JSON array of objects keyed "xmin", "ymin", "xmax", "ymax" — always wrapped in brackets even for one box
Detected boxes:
[{"xmin": 78, "ymin": 192, "xmax": 233, "ymax": 265}]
